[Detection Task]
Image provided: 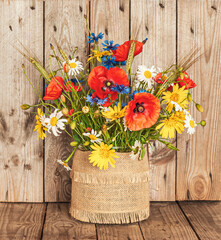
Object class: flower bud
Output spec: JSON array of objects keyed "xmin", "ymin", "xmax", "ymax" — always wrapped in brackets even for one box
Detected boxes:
[
  {"xmin": 187, "ymin": 93, "xmax": 192, "ymax": 102},
  {"xmin": 62, "ymin": 108, "xmax": 69, "ymax": 115},
  {"xmin": 82, "ymin": 106, "xmax": 89, "ymax": 114},
  {"xmin": 70, "ymin": 141, "xmax": 78, "ymax": 147},
  {"xmin": 140, "ymin": 136, "xmax": 146, "ymax": 144},
  {"xmin": 22, "ymin": 64, "xmax": 25, "ymax": 69},
  {"xmin": 196, "ymin": 104, "xmax": 203, "ymax": 112},
  {"xmin": 200, "ymin": 120, "xmax": 206, "ymax": 126},
  {"xmin": 102, "ymin": 124, "xmax": 107, "ymax": 133},
  {"xmin": 63, "ymin": 62, "xmax": 69, "ymax": 73},
  {"xmin": 50, "ymin": 43, "xmax": 54, "ymax": 50},
  {"xmin": 83, "ymin": 141, "xmax": 90, "ymax": 146},
  {"xmin": 94, "ymin": 110, "xmax": 99, "ymax": 119},
  {"xmin": 60, "ymin": 95, "xmax": 66, "ymax": 103},
  {"xmin": 70, "ymin": 121, "xmax": 76, "ymax": 130},
  {"xmin": 20, "ymin": 104, "xmax": 30, "ymax": 110}
]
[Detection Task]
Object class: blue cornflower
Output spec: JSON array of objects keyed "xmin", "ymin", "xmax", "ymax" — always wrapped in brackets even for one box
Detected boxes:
[
  {"xmin": 130, "ymin": 89, "xmax": 149, "ymax": 100},
  {"xmin": 71, "ymin": 78, "xmax": 83, "ymax": 84},
  {"xmin": 87, "ymin": 32, "xmax": 104, "ymax": 43},
  {"xmin": 102, "ymin": 40, "xmax": 119, "ymax": 51},
  {"xmin": 45, "ymin": 83, "xmax": 48, "ymax": 89},
  {"xmin": 101, "ymin": 55, "xmax": 117, "ymax": 70},
  {"xmin": 115, "ymin": 60, "xmax": 126, "ymax": 66},
  {"xmin": 111, "ymin": 84, "xmax": 130, "ymax": 94},
  {"xmin": 86, "ymin": 94, "xmax": 107, "ymax": 106}
]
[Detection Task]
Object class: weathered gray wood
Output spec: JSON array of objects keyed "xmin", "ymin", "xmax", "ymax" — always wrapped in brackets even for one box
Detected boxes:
[
  {"xmin": 0, "ymin": 203, "xmax": 46, "ymax": 240},
  {"xmin": 42, "ymin": 203, "xmax": 96, "ymax": 240},
  {"xmin": 0, "ymin": 0, "xmax": 44, "ymax": 201}
]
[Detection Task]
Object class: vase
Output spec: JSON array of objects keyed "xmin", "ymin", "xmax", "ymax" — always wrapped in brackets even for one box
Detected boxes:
[{"xmin": 69, "ymin": 148, "xmax": 149, "ymax": 224}]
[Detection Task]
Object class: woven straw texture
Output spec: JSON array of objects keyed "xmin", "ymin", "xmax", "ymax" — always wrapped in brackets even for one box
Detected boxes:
[{"xmin": 70, "ymin": 149, "xmax": 149, "ymax": 224}]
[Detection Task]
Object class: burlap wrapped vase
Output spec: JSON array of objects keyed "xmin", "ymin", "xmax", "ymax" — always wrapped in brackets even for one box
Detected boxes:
[{"xmin": 70, "ymin": 148, "xmax": 150, "ymax": 224}]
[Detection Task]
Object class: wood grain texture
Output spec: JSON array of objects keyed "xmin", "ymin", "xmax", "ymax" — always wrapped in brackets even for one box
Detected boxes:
[
  {"xmin": 131, "ymin": 0, "xmax": 177, "ymax": 201},
  {"xmin": 177, "ymin": 0, "xmax": 221, "ymax": 200},
  {"xmin": 179, "ymin": 201, "xmax": 221, "ymax": 240},
  {"xmin": 96, "ymin": 223, "xmax": 143, "ymax": 240},
  {"xmin": 90, "ymin": 0, "xmax": 129, "ymax": 45},
  {"xmin": 139, "ymin": 202, "xmax": 198, "ymax": 240},
  {"xmin": 0, "ymin": 0, "xmax": 43, "ymax": 201},
  {"xmin": 44, "ymin": 0, "xmax": 89, "ymax": 202},
  {"xmin": 0, "ymin": 203, "xmax": 46, "ymax": 240},
  {"xmin": 42, "ymin": 203, "xmax": 96, "ymax": 240}
]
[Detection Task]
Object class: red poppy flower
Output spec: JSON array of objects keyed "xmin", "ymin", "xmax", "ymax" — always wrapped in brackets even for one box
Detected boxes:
[
  {"xmin": 43, "ymin": 76, "xmax": 65, "ymax": 100},
  {"xmin": 154, "ymin": 73, "xmax": 173, "ymax": 91},
  {"xmin": 88, "ymin": 66, "xmax": 129, "ymax": 101},
  {"xmin": 68, "ymin": 109, "xmax": 75, "ymax": 116},
  {"xmin": 85, "ymin": 127, "xmax": 91, "ymax": 133},
  {"xmin": 177, "ymin": 72, "xmax": 196, "ymax": 89},
  {"xmin": 112, "ymin": 40, "xmax": 143, "ymax": 62},
  {"xmin": 65, "ymin": 81, "xmax": 82, "ymax": 92},
  {"xmin": 125, "ymin": 92, "xmax": 160, "ymax": 131}
]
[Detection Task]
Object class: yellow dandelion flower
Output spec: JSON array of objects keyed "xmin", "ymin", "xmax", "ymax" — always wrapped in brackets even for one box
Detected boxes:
[
  {"xmin": 89, "ymin": 142, "xmax": 119, "ymax": 170},
  {"xmin": 34, "ymin": 108, "xmax": 47, "ymax": 140},
  {"xmin": 156, "ymin": 112, "xmax": 185, "ymax": 139},
  {"xmin": 87, "ymin": 50, "xmax": 112, "ymax": 62},
  {"xmin": 162, "ymin": 85, "xmax": 189, "ymax": 113},
  {"xmin": 102, "ymin": 104, "xmax": 126, "ymax": 121}
]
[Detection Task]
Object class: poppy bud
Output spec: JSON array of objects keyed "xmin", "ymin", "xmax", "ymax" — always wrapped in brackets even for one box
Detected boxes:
[
  {"xmin": 70, "ymin": 141, "xmax": 78, "ymax": 146},
  {"xmin": 70, "ymin": 121, "xmax": 76, "ymax": 130},
  {"xmin": 187, "ymin": 93, "xmax": 192, "ymax": 102},
  {"xmin": 63, "ymin": 63, "xmax": 69, "ymax": 73},
  {"xmin": 196, "ymin": 104, "xmax": 203, "ymax": 112},
  {"xmin": 200, "ymin": 120, "xmax": 206, "ymax": 126},
  {"xmin": 62, "ymin": 108, "xmax": 69, "ymax": 115},
  {"xmin": 20, "ymin": 104, "xmax": 30, "ymax": 110},
  {"xmin": 60, "ymin": 95, "xmax": 66, "ymax": 103},
  {"xmin": 83, "ymin": 141, "xmax": 90, "ymax": 146}
]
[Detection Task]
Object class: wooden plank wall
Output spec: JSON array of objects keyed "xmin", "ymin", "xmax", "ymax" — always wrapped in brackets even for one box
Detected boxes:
[{"xmin": 0, "ymin": 0, "xmax": 220, "ymax": 202}]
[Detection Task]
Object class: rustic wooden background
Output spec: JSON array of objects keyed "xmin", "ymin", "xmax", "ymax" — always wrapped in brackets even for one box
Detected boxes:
[{"xmin": 0, "ymin": 0, "xmax": 220, "ymax": 202}]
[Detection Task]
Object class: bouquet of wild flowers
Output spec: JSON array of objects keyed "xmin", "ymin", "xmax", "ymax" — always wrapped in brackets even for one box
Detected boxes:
[{"xmin": 20, "ymin": 25, "xmax": 205, "ymax": 171}]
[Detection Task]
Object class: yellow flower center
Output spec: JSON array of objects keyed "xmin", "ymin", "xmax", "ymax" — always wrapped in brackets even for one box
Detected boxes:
[
  {"xmin": 50, "ymin": 117, "xmax": 58, "ymax": 126},
  {"xmin": 70, "ymin": 62, "xmax": 77, "ymax": 69},
  {"xmin": 190, "ymin": 120, "xmax": 195, "ymax": 128},
  {"xmin": 63, "ymin": 163, "xmax": 68, "ymax": 167},
  {"xmin": 144, "ymin": 70, "xmax": 152, "ymax": 79},
  {"xmin": 89, "ymin": 135, "xmax": 97, "ymax": 141},
  {"xmin": 100, "ymin": 149, "xmax": 110, "ymax": 158},
  {"xmin": 170, "ymin": 93, "xmax": 180, "ymax": 102}
]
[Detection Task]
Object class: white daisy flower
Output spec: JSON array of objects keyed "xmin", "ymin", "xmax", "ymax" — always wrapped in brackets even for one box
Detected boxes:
[
  {"xmin": 184, "ymin": 114, "xmax": 196, "ymax": 134},
  {"xmin": 64, "ymin": 58, "xmax": 84, "ymax": 76},
  {"xmin": 136, "ymin": 65, "xmax": 157, "ymax": 89},
  {"xmin": 130, "ymin": 140, "xmax": 142, "ymax": 160},
  {"xmin": 83, "ymin": 129, "xmax": 102, "ymax": 144},
  {"xmin": 57, "ymin": 160, "xmax": 71, "ymax": 171},
  {"xmin": 44, "ymin": 109, "xmax": 67, "ymax": 136},
  {"xmin": 171, "ymin": 101, "xmax": 183, "ymax": 112},
  {"xmin": 82, "ymin": 106, "xmax": 89, "ymax": 113},
  {"xmin": 123, "ymin": 117, "xmax": 131, "ymax": 132}
]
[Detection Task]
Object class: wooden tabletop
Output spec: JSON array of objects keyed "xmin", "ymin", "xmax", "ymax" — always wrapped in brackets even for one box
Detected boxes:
[{"xmin": 0, "ymin": 201, "xmax": 220, "ymax": 240}]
